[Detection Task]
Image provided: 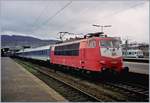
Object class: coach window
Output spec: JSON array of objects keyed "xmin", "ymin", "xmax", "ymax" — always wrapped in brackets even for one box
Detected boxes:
[
  {"xmin": 43, "ymin": 50, "xmax": 44, "ymax": 55},
  {"xmin": 46, "ymin": 50, "xmax": 48, "ymax": 55},
  {"xmin": 43, "ymin": 50, "xmax": 46, "ymax": 55},
  {"xmin": 88, "ymin": 39, "xmax": 96, "ymax": 48}
]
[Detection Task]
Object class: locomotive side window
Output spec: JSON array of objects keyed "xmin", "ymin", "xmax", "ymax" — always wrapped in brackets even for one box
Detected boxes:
[
  {"xmin": 88, "ymin": 39, "xmax": 96, "ymax": 48},
  {"xmin": 54, "ymin": 43, "xmax": 80, "ymax": 56}
]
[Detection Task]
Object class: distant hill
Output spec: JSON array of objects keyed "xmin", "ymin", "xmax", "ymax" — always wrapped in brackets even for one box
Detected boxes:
[{"xmin": 1, "ymin": 35, "xmax": 59, "ymax": 49}]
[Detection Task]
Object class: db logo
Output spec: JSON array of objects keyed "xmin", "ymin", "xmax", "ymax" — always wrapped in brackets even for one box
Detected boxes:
[{"xmin": 112, "ymin": 52, "xmax": 116, "ymax": 56}]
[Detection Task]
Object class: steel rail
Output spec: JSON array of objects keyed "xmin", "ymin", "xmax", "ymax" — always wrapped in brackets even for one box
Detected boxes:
[{"xmin": 18, "ymin": 60, "xmax": 102, "ymax": 102}]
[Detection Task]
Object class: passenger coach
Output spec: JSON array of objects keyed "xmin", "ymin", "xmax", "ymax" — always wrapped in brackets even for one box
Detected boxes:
[{"xmin": 16, "ymin": 45, "xmax": 51, "ymax": 61}]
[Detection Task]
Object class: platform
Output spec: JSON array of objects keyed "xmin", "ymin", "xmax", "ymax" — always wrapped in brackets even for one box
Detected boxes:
[
  {"xmin": 124, "ymin": 62, "xmax": 149, "ymax": 75},
  {"xmin": 1, "ymin": 57, "xmax": 67, "ymax": 102}
]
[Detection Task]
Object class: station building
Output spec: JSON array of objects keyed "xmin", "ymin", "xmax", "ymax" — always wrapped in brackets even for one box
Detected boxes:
[{"xmin": 121, "ymin": 43, "xmax": 149, "ymax": 58}]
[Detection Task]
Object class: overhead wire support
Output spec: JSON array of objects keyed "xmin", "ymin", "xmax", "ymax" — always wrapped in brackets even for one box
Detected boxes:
[{"xmin": 32, "ymin": 1, "xmax": 72, "ymax": 33}]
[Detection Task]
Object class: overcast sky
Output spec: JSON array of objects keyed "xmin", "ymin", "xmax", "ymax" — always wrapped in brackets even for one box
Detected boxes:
[{"xmin": 1, "ymin": 0, "xmax": 149, "ymax": 43}]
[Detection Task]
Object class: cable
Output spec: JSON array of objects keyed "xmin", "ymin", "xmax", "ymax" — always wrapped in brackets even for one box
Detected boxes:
[
  {"xmin": 101, "ymin": 2, "xmax": 145, "ymax": 19},
  {"xmin": 80, "ymin": 2, "xmax": 146, "ymax": 32},
  {"xmin": 59, "ymin": 7, "xmax": 90, "ymax": 30},
  {"xmin": 31, "ymin": 3, "xmax": 50, "ymax": 29},
  {"xmin": 32, "ymin": 1, "xmax": 72, "ymax": 33},
  {"xmin": 60, "ymin": 2, "xmax": 144, "ymax": 34}
]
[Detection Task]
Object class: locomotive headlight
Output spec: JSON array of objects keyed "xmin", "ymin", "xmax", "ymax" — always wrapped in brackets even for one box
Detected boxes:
[
  {"xmin": 100, "ymin": 60, "xmax": 105, "ymax": 63},
  {"xmin": 100, "ymin": 60, "xmax": 105, "ymax": 64}
]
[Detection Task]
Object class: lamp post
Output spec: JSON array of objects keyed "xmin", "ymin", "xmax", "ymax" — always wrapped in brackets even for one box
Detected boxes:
[{"xmin": 92, "ymin": 24, "xmax": 112, "ymax": 32}]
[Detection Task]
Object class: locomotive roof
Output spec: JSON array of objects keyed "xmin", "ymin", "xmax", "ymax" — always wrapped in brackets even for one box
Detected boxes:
[
  {"xmin": 54, "ymin": 38, "xmax": 87, "ymax": 46},
  {"xmin": 17, "ymin": 45, "xmax": 51, "ymax": 53},
  {"xmin": 53, "ymin": 36, "xmax": 119, "ymax": 47}
]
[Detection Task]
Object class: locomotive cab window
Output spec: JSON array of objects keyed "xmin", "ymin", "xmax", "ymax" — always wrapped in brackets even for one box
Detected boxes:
[
  {"xmin": 100, "ymin": 40, "xmax": 112, "ymax": 47},
  {"xmin": 100, "ymin": 39, "xmax": 120, "ymax": 48}
]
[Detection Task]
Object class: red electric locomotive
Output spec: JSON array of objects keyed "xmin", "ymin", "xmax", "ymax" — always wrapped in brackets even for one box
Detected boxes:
[{"xmin": 50, "ymin": 32, "xmax": 128, "ymax": 73}]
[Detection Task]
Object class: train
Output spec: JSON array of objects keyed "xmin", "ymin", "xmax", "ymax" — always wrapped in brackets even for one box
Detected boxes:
[
  {"xmin": 16, "ymin": 32, "xmax": 129, "ymax": 74},
  {"xmin": 122, "ymin": 49, "xmax": 144, "ymax": 58},
  {"xmin": 16, "ymin": 45, "xmax": 50, "ymax": 61}
]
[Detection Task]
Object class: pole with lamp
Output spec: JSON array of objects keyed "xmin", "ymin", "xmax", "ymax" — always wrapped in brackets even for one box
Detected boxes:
[{"xmin": 92, "ymin": 24, "xmax": 112, "ymax": 33}]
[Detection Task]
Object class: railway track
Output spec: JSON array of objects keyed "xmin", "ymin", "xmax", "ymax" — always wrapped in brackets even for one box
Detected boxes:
[
  {"xmin": 78, "ymin": 74, "xmax": 149, "ymax": 101},
  {"xmin": 84, "ymin": 73, "xmax": 149, "ymax": 101},
  {"xmin": 15, "ymin": 59, "xmax": 102, "ymax": 102},
  {"xmin": 103, "ymin": 80, "xmax": 149, "ymax": 101},
  {"xmin": 14, "ymin": 58, "xmax": 149, "ymax": 102},
  {"xmin": 32, "ymin": 67, "xmax": 102, "ymax": 102},
  {"xmin": 53, "ymin": 66, "xmax": 149, "ymax": 101}
]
